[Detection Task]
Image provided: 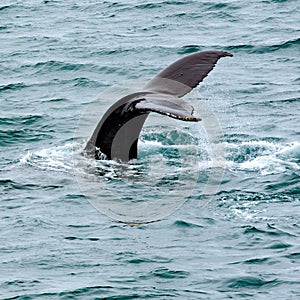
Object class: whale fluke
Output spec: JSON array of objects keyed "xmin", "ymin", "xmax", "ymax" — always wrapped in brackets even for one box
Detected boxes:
[
  {"xmin": 135, "ymin": 93, "xmax": 201, "ymax": 122},
  {"xmin": 144, "ymin": 50, "xmax": 233, "ymax": 97},
  {"xmin": 85, "ymin": 50, "xmax": 232, "ymax": 161}
]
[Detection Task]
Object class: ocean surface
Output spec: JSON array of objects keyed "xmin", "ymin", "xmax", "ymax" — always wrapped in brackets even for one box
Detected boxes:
[{"xmin": 1, "ymin": 0, "xmax": 300, "ymax": 299}]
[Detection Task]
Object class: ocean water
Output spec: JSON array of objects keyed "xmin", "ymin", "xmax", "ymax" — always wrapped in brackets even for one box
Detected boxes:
[{"xmin": 1, "ymin": 0, "xmax": 300, "ymax": 299}]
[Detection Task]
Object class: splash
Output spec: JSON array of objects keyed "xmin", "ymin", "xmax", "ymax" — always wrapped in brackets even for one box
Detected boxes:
[
  {"xmin": 19, "ymin": 142, "xmax": 76, "ymax": 173},
  {"xmin": 226, "ymin": 140, "xmax": 300, "ymax": 175}
]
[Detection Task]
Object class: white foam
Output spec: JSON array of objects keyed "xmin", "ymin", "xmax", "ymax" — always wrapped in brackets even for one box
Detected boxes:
[
  {"xmin": 277, "ymin": 141, "xmax": 300, "ymax": 160},
  {"xmin": 19, "ymin": 139, "xmax": 300, "ymax": 178},
  {"xmin": 19, "ymin": 142, "xmax": 76, "ymax": 173},
  {"xmin": 228, "ymin": 141, "xmax": 300, "ymax": 175}
]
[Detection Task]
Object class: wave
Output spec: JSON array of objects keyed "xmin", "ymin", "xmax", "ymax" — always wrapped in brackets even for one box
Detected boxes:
[
  {"xmin": 0, "ymin": 77, "xmax": 102, "ymax": 95},
  {"xmin": 2, "ymin": 285, "xmax": 115, "ymax": 300},
  {"xmin": 217, "ymin": 189, "xmax": 298, "ymax": 222},
  {"xmin": 225, "ymin": 37, "xmax": 300, "ymax": 54},
  {"xmin": 33, "ymin": 60, "xmax": 82, "ymax": 71},
  {"xmin": 0, "ymin": 4, "xmax": 14, "ymax": 11},
  {"xmin": 0, "ymin": 82, "xmax": 27, "ymax": 92},
  {"xmin": 168, "ymin": 37, "xmax": 300, "ymax": 56},
  {"xmin": 18, "ymin": 134, "xmax": 299, "ymax": 223},
  {"xmin": 20, "ymin": 137, "xmax": 299, "ymax": 178},
  {"xmin": 0, "ymin": 129, "xmax": 53, "ymax": 147},
  {"xmin": 226, "ymin": 140, "xmax": 300, "ymax": 175},
  {"xmin": 0, "ymin": 115, "xmax": 43, "ymax": 126},
  {"xmin": 177, "ymin": 45, "xmax": 201, "ymax": 54},
  {"xmin": 243, "ymin": 224, "xmax": 296, "ymax": 237},
  {"xmin": 131, "ymin": 1, "xmax": 190, "ymax": 10},
  {"xmin": 20, "ymin": 143, "xmax": 74, "ymax": 173},
  {"xmin": 0, "ymin": 178, "xmax": 62, "ymax": 192},
  {"xmin": 224, "ymin": 276, "xmax": 279, "ymax": 289},
  {"xmin": 0, "ymin": 114, "xmax": 54, "ymax": 146},
  {"xmin": 13, "ymin": 60, "xmax": 113, "ymax": 77},
  {"xmin": 149, "ymin": 267, "xmax": 189, "ymax": 279}
]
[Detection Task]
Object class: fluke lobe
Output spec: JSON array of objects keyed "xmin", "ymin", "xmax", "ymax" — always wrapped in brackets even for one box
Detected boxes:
[{"xmin": 84, "ymin": 50, "xmax": 233, "ymax": 162}]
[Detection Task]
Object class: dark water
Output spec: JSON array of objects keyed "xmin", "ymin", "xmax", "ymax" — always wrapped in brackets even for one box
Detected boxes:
[{"xmin": 1, "ymin": 0, "xmax": 300, "ymax": 299}]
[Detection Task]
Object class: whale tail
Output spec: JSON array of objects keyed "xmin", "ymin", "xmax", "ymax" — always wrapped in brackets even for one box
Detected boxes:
[
  {"xmin": 135, "ymin": 93, "xmax": 201, "ymax": 122},
  {"xmin": 85, "ymin": 50, "xmax": 232, "ymax": 161},
  {"xmin": 144, "ymin": 50, "xmax": 233, "ymax": 97}
]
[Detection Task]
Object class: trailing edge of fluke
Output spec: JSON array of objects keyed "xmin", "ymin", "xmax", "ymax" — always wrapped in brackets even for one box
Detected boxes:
[{"xmin": 84, "ymin": 50, "xmax": 233, "ymax": 162}]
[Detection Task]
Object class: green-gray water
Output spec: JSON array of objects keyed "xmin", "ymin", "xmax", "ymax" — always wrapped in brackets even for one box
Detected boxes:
[{"xmin": 1, "ymin": 0, "xmax": 299, "ymax": 299}]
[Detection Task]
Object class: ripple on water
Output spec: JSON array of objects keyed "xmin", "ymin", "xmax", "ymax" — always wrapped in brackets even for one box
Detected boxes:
[{"xmin": 1, "ymin": 0, "xmax": 300, "ymax": 299}]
